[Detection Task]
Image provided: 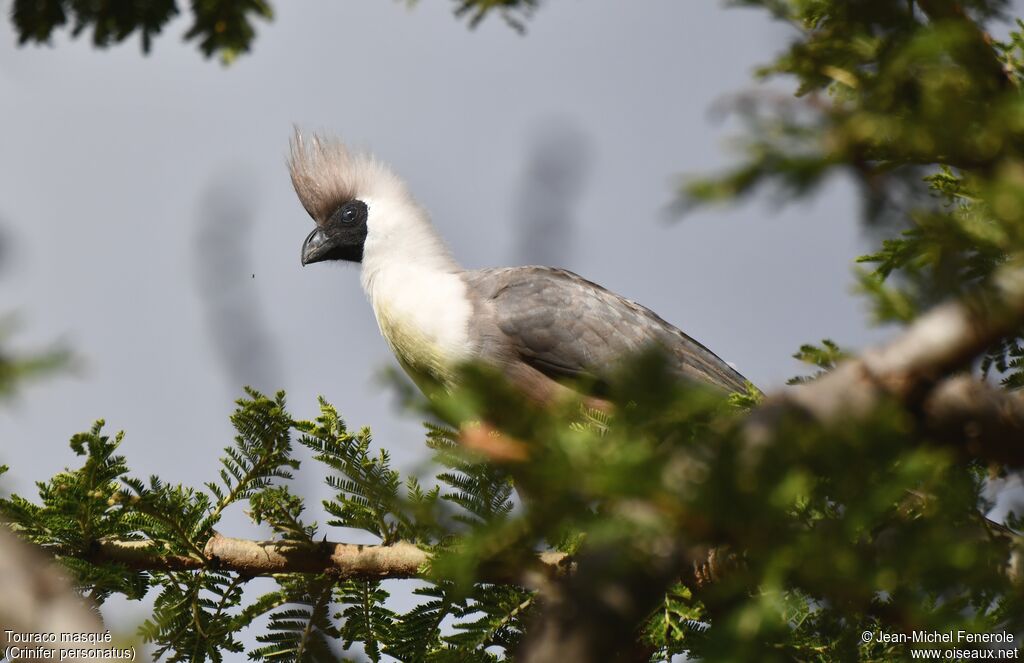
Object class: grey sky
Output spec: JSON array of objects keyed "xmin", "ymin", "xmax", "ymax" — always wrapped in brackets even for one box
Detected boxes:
[{"xmin": 0, "ymin": 0, "xmax": 923, "ymax": 645}]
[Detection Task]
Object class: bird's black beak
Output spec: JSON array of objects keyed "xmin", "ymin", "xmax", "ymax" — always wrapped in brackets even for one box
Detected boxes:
[{"xmin": 301, "ymin": 227, "xmax": 333, "ymax": 265}]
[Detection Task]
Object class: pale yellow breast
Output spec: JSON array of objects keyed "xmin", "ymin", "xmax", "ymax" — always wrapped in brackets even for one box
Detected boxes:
[
  {"xmin": 375, "ymin": 303, "xmax": 457, "ymax": 386},
  {"xmin": 367, "ymin": 266, "xmax": 475, "ymax": 391}
]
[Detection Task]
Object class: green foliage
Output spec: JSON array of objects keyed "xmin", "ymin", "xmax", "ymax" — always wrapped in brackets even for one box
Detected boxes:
[
  {"xmin": 726, "ymin": 380, "xmax": 766, "ymax": 409},
  {"xmin": 9, "ymin": 0, "xmax": 272, "ymax": 62},
  {"xmin": 640, "ymin": 584, "xmax": 707, "ymax": 657},
  {"xmin": 981, "ymin": 335, "xmax": 1024, "ymax": 389},
  {"xmin": 337, "ymin": 579, "xmax": 396, "ymax": 661},
  {"xmin": 6, "ymin": 1, "xmax": 1024, "ymax": 661},
  {"xmin": 787, "ymin": 338, "xmax": 849, "ymax": 384},
  {"xmin": 8, "ymin": 0, "xmax": 540, "ymax": 61},
  {"xmin": 0, "ymin": 389, "xmax": 543, "ymax": 661},
  {"xmin": 685, "ymin": 1, "xmax": 1024, "ymax": 387},
  {"xmin": 0, "ymin": 316, "xmax": 70, "ymax": 399},
  {"xmin": 450, "ymin": 0, "xmax": 539, "ymax": 32},
  {"xmin": 444, "ymin": 584, "xmax": 533, "ymax": 654},
  {"xmin": 471, "ymin": 62, "xmax": 1024, "ymax": 606},
  {"xmin": 249, "ymin": 485, "xmax": 316, "ymax": 541},
  {"xmin": 421, "ymin": 353, "xmax": 1023, "ymax": 662},
  {"xmin": 207, "ymin": 387, "xmax": 299, "ymax": 525},
  {"xmin": 426, "ymin": 422, "xmax": 514, "ymax": 528},
  {"xmin": 297, "ymin": 398, "xmax": 447, "ymax": 546},
  {"xmin": 249, "ymin": 576, "xmax": 340, "ymax": 663},
  {"xmin": 6, "ymin": 371, "xmax": 1021, "ymax": 661},
  {"xmin": 1, "ymin": 420, "xmax": 149, "ymax": 600},
  {"xmin": 140, "ymin": 570, "xmax": 252, "ymax": 662}
]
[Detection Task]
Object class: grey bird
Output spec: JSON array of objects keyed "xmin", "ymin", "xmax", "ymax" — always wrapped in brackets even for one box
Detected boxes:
[{"xmin": 290, "ymin": 132, "xmax": 753, "ymax": 407}]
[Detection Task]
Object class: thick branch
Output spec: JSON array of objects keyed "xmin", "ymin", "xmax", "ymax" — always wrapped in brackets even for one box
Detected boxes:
[
  {"xmin": 923, "ymin": 375, "xmax": 1024, "ymax": 465},
  {"xmin": 747, "ymin": 265, "xmax": 1024, "ymax": 464},
  {"xmin": 519, "ymin": 265, "xmax": 1024, "ymax": 663},
  {"xmin": 915, "ymin": 0, "xmax": 1015, "ymax": 90},
  {"xmin": 90, "ymin": 533, "xmax": 571, "ymax": 582},
  {"xmin": 48, "ymin": 267, "xmax": 1024, "ymax": 663}
]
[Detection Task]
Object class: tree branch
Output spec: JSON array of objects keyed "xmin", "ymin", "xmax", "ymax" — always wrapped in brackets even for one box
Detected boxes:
[
  {"xmin": 0, "ymin": 529, "xmax": 111, "ymax": 663},
  {"xmin": 915, "ymin": 0, "xmax": 1015, "ymax": 90},
  {"xmin": 747, "ymin": 265, "xmax": 1024, "ymax": 464},
  {"xmin": 40, "ymin": 267, "xmax": 1024, "ymax": 663},
  {"xmin": 922, "ymin": 375, "xmax": 1024, "ymax": 465},
  {"xmin": 88, "ymin": 533, "xmax": 572, "ymax": 582},
  {"xmin": 518, "ymin": 264, "xmax": 1024, "ymax": 663}
]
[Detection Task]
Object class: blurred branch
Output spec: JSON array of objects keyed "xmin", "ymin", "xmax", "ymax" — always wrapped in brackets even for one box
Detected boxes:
[
  {"xmin": 0, "ymin": 317, "xmax": 72, "ymax": 399},
  {"xmin": 9, "ymin": 0, "xmax": 539, "ymax": 61},
  {"xmin": 11, "ymin": 266, "xmax": 1023, "ymax": 663},
  {"xmin": 517, "ymin": 264, "xmax": 1024, "ymax": 663},
  {"xmin": 915, "ymin": 0, "xmax": 1016, "ymax": 89},
  {"xmin": 194, "ymin": 173, "xmax": 283, "ymax": 393},
  {"xmin": 750, "ymin": 264, "xmax": 1024, "ymax": 463},
  {"xmin": 453, "ymin": 0, "xmax": 539, "ymax": 32},
  {"xmin": 922, "ymin": 375, "xmax": 1024, "ymax": 464},
  {"xmin": 0, "ymin": 529, "xmax": 110, "ymax": 663}
]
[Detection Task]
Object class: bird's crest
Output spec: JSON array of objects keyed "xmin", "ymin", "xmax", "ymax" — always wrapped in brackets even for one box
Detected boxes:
[{"xmin": 288, "ymin": 129, "xmax": 409, "ymax": 224}]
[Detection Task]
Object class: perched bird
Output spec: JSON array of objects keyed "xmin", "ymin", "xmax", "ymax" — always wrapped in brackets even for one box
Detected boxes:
[{"xmin": 291, "ymin": 132, "xmax": 753, "ymax": 408}]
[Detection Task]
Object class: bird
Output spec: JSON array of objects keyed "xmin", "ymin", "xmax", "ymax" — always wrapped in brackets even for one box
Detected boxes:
[{"xmin": 290, "ymin": 131, "xmax": 754, "ymax": 411}]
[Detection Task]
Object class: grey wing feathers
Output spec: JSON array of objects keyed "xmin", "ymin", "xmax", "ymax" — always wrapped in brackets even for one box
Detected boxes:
[{"xmin": 463, "ymin": 267, "xmax": 752, "ymax": 394}]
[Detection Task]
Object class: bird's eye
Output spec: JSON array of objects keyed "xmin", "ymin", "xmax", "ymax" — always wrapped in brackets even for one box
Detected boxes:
[{"xmin": 329, "ymin": 200, "xmax": 366, "ymax": 226}]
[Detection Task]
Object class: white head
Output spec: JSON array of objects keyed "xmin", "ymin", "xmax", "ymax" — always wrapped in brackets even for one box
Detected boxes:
[{"xmin": 289, "ymin": 130, "xmax": 457, "ymax": 275}]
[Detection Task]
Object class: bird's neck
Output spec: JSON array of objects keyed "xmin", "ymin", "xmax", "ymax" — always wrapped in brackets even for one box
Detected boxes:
[
  {"xmin": 359, "ymin": 201, "xmax": 461, "ymax": 297},
  {"xmin": 357, "ymin": 206, "xmax": 473, "ymax": 383}
]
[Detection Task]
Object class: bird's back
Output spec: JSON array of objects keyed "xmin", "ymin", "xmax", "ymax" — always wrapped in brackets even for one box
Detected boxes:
[{"xmin": 461, "ymin": 266, "xmax": 753, "ymax": 395}]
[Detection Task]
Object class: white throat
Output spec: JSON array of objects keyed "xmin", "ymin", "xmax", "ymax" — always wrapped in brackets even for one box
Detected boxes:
[
  {"xmin": 359, "ymin": 196, "xmax": 459, "ymax": 291},
  {"xmin": 357, "ymin": 197, "xmax": 474, "ymax": 378}
]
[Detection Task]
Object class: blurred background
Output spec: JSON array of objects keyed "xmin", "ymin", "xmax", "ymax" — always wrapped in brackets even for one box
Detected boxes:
[{"xmin": 4, "ymin": 0, "xmax": 999, "ymax": 640}]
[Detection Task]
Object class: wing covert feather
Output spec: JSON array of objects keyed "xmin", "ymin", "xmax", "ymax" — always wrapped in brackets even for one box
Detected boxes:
[{"xmin": 463, "ymin": 267, "xmax": 751, "ymax": 394}]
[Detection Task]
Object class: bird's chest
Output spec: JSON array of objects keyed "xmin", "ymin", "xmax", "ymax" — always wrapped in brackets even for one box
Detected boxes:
[{"xmin": 368, "ymin": 269, "xmax": 474, "ymax": 384}]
